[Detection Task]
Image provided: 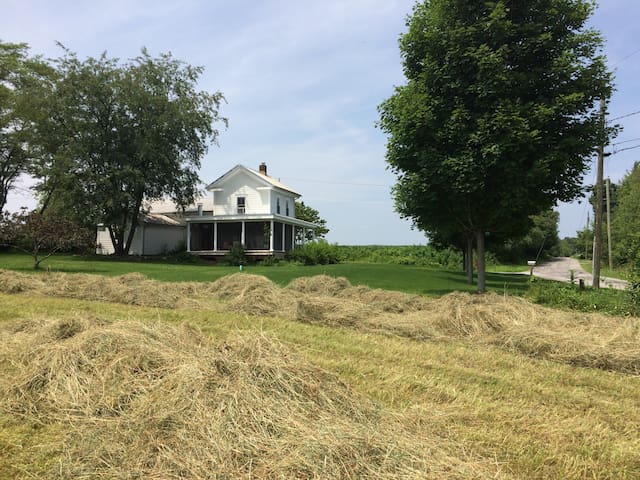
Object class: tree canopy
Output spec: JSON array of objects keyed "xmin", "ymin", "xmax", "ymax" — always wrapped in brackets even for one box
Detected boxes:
[
  {"xmin": 0, "ymin": 40, "xmax": 50, "ymax": 213},
  {"xmin": 378, "ymin": 0, "xmax": 614, "ymax": 291},
  {"xmin": 33, "ymin": 47, "xmax": 226, "ymax": 255},
  {"xmin": 0, "ymin": 209, "xmax": 93, "ymax": 269},
  {"xmin": 612, "ymin": 162, "xmax": 640, "ymax": 265},
  {"xmin": 295, "ymin": 200, "xmax": 329, "ymax": 240}
]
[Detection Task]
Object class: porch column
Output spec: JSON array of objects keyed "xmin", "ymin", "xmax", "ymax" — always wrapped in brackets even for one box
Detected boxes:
[
  {"xmin": 282, "ymin": 223, "xmax": 285, "ymax": 252},
  {"xmin": 241, "ymin": 221, "xmax": 246, "ymax": 246},
  {"xmin": 187, "ymin": 223, "xmax": 191, "ymax": 252},
  {"xmin": 269, "ymin": 220, "xmax": 274, "ymax": 252},
  {"xmin": 291, "ymin": 225, "xmax": 295, "ymax": 250},
  {"xmin": 213, "ymin": 222, "xmax": 218, "ymax": 251}
]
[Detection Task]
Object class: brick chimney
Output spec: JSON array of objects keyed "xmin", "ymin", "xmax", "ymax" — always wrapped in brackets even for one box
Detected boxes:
[{"xmin": 259, "ymin": 162, "xmax": 267, "ymax": 176}]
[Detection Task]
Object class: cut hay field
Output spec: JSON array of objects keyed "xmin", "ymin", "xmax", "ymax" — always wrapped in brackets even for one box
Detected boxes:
[{"xmin": 1, "ymin": 270, "xmax": 639, "ymax": 479}]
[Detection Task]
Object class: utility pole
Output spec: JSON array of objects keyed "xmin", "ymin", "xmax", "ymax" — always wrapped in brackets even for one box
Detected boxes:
[
  {"xmin": 585, "ymin": 212, "xmax": 590, "ymax": 260},
  {"xmin": 606, "ymin": 177, "xmax": 613, "ymax": 270},
  {"xmin": 592, "ymin": 99, "xmax": 606, "ymax": 289}
]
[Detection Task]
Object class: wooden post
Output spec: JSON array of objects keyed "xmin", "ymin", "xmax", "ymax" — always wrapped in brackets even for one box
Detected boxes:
[
  {"xmin": 592, "ymin": 99, "xmax": 605, "ymax": 290},
  {"xmin": 475, "ymin": 230, "xmax": 486, "ymax": 293}
]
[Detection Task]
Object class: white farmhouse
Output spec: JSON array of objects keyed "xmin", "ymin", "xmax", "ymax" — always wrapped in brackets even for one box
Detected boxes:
[{"xmin": 96, "ymin": 163, "xmax": 319, "ymax": 257}]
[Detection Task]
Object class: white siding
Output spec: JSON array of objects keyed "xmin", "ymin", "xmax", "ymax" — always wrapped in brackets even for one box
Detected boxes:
[
  {"xmin": 96, "ymin": 225, "xmax": 186, "ymax": 255},
  {"xmin": 96, "ymin": 227, "xmax": 114, "ymax": 255},
  {"xmin": 141, "ymin": 225, "xmax": 186, "ymax": 254},
  {"xmin": 270, "ymin": 190, "xmax": 297, "ymax": 216},
  {"xmin": 214, "ymin": 172, "xmax": 271, "ymax": 215}
]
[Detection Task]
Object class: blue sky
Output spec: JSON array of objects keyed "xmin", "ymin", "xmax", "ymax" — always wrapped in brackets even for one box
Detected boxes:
[{"xmin": 3, "ymin": 0, "xmax": 639, "ymax": 244}]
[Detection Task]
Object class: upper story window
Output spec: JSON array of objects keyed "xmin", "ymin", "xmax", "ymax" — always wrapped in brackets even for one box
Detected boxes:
[
  {"xmin": 286, "ymin": 200, "xmax": 290, "ymax": 216},
  {"xmin": 276, "ymin": 197, "xmax": 281, "ymax": 214},
  {"xmin": 237, "ymin": 196, "xmax": 246, "ymax": 214}
]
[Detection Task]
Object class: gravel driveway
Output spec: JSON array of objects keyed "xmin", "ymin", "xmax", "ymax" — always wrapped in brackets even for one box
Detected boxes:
[{"xmin": 531, "ymin": 257, "xmax": 628, "ymax": 290}]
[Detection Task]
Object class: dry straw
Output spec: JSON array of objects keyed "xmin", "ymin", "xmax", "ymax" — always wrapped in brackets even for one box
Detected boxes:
[
  {"xmin": 0, "ymin": 317, "xmax": 497, "ymax": 479},
  {"xmin": 1, "ymin": 269, "xmax": 639, "ymax": 374}
]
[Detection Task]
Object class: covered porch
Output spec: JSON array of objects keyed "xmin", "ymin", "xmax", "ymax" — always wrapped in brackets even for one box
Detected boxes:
[{"xmin": 186, "ymin": 214, "xmax": 318, "ymax": 257}]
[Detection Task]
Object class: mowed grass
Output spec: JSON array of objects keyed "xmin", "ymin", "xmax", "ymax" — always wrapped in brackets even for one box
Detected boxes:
[
  {"xmin": 1, "ymin": 291, "xmax": 639, "ymax": 479},
  {"xmin": 580, "ymin": 259, "xmax": 629, "ymax": 281},
  {"xmin": 0, "ymin": 252, "xmax": 529, "ymax": 296}
]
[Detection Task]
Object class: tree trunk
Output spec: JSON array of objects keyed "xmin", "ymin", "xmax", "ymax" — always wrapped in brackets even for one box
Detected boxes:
[
  {"xmin": 0, "ymin": 187, "xmax": 7, "ymax": 214},
  {"xmin": 123, "ymin": 221, "xmax": 138, "ymax": 256},
  {"xmin": 475, "ymin": 230, "xmax": 486, "ymax": 293},
  {"xmin": 122, "ymin": 194, "xmax": 144, "ymax": 256},
  {"xmin": 108, "ymin": 225, "xmax": 126, "ymax": 256},
  {"xmin": 466, "ymin": 236, "xmax": 474, "ymax": 285},
  {"xmin": 32, "ymin": 245, "xmax": 41, "ymax": 269}
]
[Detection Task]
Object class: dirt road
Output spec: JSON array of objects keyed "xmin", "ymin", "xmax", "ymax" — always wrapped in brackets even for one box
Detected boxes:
[{"xmin": 531, "ymin": 257, "xmax": 628, "ymax": 290}]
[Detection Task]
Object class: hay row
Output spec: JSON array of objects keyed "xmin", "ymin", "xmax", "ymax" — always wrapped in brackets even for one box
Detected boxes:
[
  {"xmin": 1, "ymin": 269, "xmax": 639, "ymax": 375},
  {"xmin": 0, "ymin": 317, "xmax": 499, "ymax": 479}
]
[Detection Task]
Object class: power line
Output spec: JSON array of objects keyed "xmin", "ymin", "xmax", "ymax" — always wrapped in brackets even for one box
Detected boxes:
[
  {"xmin": 612, "ymin": 136, "xmax": 640, "ymax": 146},
  {"xmin": 280, "ymin": 177, "xmax": 390, "ymax": 188},
  {"xmin": 611, "ymin": 143, "xmax": 640, "ymax": 155},
  {"xmin": 611, "ymin": 46, "xmax": 640, "ymax": 68},
  {"xmin": 608, "ymin": 109, "xmax": 640, "ymax": 122}
]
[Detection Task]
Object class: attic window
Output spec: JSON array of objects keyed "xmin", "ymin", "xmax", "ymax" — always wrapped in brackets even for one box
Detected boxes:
[{"xmin": 237, "ymin": 196, "xmax": 246, "ymax": 214}]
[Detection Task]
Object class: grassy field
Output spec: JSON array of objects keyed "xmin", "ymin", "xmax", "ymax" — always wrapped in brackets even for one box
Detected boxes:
[
  {"xmin": 1, "ymin": 272, "xmax": 639, "ymax": 479},
  {"xmin": 579, "ymin": 259, "xmax": 629, "ymax": 280},
  {"xmin": 0, "ymin": 252, "xmax": 530, "ymax": 296}
]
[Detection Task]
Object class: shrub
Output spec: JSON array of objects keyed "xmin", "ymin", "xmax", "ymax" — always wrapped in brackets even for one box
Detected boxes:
[
  {"xmin": 169, "ymin": 250, "xmax": 204, "ymax": 264},
  {"xmin": 287, "ymin": 240, "xmax": 342, "ymax": 265},
  {"xmin": 225, "ymin": 242, "xmax": 246, "ymax": 266},
  {"xmin": 259, "ymin": 255, "xmax": 280, "ymax": 266},
  {"xmin": 336, "ymin": 245, "xmax": 462, "ymax": 269},
  {"xmin": 527, "ymin": 278, "xmax": 635, "ymax": 316},
  {"xmin": 627, "ymin": 238, "xmax": 640, "ymax": 310}
]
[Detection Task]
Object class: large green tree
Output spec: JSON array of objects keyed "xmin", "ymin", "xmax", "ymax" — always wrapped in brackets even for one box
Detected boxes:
[
  {"xmin": 378, "ymin": 0, "xmax": 613, "ymax": 292},
  {"xmin": 0, "ymin": 41, "xmax": 50, "ymax": 213},
  {"xmin": 34, "ymin": 48, "xmax": 226, "ymax": 255},
  {"xmin": 611, "ymin": 162, "xmax": 640, "ymax": 265},
  {"xmin": 295, "ymin": 200, "xmax": 329, "ymax": 240}
]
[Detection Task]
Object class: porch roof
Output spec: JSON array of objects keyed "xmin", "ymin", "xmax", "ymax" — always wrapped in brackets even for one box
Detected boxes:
[{"xmin": 185, "ymin": 213, "xmax": 319, "ymax": 229}]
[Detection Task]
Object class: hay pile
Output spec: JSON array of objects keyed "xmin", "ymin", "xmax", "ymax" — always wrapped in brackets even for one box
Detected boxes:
[
  {"xmin": 391, "ymin": 292, "xmax": 640, "ymax": 374},
  {"xmin": 2, "ymin": 269, "xmax": 639, "ymax": 374},
  {"xmin": 0, "ymin": 269, "xmax": 200, "ymax": 308},
  {"xmin": 0, "ymin": 317, "xmax": 493, "ymax": 479},
  {"xmin": 207, "ymin": 275, "xmax": 640, "ymax": 375}
]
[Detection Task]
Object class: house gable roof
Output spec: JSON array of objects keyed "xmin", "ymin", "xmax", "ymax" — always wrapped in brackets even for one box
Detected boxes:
[
  {"xmin": 206, "ymin": 164, "xmax": 301, "ymax": 197},
  {"xmin": 145, "ymin": 196, "xmax": 214, "ymax": 215}
]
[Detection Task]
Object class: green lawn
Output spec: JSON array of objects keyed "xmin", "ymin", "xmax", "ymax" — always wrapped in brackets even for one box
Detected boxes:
[
  {"xmin": 0, "ymin": 252, "xmax": 530, "ymax": 296},
  {"xmin": 579, "ymin": 259, "xmax": 629, "ymax": 280},
  {"xmin": 486, "ymin": 263, "xmax": 528, "ymax": 273}
]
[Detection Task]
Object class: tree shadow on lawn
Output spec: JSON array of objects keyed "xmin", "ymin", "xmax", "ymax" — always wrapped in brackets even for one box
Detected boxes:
[{"xmin": 423, "ymin": 270, "xmax": 530, "ymax": 296}]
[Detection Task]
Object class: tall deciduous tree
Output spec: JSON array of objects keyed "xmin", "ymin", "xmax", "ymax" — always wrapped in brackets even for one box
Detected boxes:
[
  {"xmin": 611, "ymin": 162, "xmax": 640, "ymax": 265},
  {"xmin": 0, "ymin": 41, "xmax": 50, "ymax": 213},
  {"xmin": 378, "ymin": 0, "xmax": 613, "ymax": 292},
  {"xmin": 295, "ymin": 200, "xmax": 329, "ymax": 240},
  {"xmin": 34, "ymin": 48, "xmax": 226, "ymax": 255}
]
